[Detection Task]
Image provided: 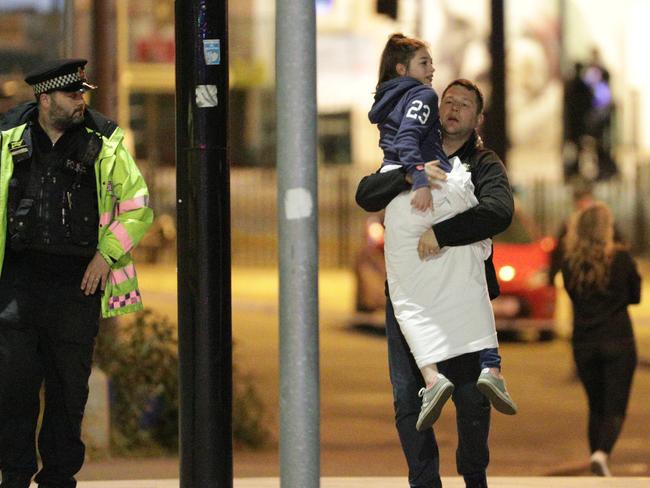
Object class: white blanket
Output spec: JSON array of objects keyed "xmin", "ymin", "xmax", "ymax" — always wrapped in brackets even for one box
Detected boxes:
[{"xmin": 383, "ymin": 156, "xmax": 498, "ymax": 367}]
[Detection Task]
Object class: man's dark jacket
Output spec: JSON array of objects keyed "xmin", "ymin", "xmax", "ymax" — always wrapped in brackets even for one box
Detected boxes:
[{"xmin": 355, "ymin": 131, "xmax": 513, "ymax": 299}]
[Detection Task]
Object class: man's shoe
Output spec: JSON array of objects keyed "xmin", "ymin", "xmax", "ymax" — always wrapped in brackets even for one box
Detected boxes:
[
  {"xmin": 476, "ymin": 368, "xmax": 518, "ymax": 415},
  {"xmin": 0, "ymin": 472, "xmax": 32, "ymax": 488},
  {"xmin": 416, "ymin": 375, "xmax": 454, "ymax": 431},
  {"xmin": 590, "ymin": 450, "xmax": 612, "ymax": 476}
]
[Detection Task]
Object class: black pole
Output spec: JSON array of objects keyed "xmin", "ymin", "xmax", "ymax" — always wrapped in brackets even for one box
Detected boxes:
[
  {"xmin": 484, "ymin": 0, "xmax": 507, "ymax": 165},
  {"xmin": 175, "ymin": 1, "xmax": 232, "ymax": 487}
]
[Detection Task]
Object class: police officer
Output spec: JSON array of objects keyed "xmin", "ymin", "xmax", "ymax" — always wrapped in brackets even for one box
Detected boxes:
[{"xmin": 0, "ymin": 59, "xmax": 153, "ymax": 488}]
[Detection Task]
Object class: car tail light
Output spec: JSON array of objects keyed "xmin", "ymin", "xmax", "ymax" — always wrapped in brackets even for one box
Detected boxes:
[
  {"xmin": 367, "ymin": 221, "xmax": 385, "ymax": 247},
  {"xmin": 498, "ymin": 265, "xmax": 516, "ymax": 282}
]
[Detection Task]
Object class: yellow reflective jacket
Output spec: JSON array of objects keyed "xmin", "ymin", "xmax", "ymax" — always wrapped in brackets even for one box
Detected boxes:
[{"xmin": 0, "ymin": 103, "xmax": 153, "ymax": 317}]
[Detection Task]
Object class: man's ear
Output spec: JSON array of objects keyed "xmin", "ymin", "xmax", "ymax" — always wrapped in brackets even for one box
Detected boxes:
[
  {"xmin": 396, "ymin": 63, "xmax": 407, "ymax": 76},
  {"xmin": 477, "ymin": 113, "xmax": 485, "ymax": 128},
  {"xmin": 38, "ymin": 93, "xmax": 50, "ymax": 108}
]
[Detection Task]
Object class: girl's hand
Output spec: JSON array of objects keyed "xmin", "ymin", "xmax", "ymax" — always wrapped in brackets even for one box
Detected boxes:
[
  {"xmin": 424, "ymin": 160, "xmax": 447, "ymax": 187},
  {"xmin": 411, "ymin": 186, "xmax": 433, "ymax": 212}
]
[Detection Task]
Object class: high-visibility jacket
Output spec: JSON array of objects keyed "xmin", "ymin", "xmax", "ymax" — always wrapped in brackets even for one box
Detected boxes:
[{"xmin": 0, "ymin": 103, "xmax": 153, "ymax": 317}]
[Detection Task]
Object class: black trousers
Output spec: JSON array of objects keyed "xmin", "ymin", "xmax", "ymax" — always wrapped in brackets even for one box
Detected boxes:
[
  {"xmin": 386, "ymin": 300, "xmax": 490, "ymax": 488},
  {"xmin": 0, "ymin": 251, "xmax": 99, "ymax": 488},
  {"xmin": 573, "ymin": 340, "xmax": 637, "ymax": 454}
]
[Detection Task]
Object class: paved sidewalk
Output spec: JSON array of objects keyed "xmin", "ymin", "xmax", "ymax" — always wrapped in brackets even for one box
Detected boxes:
[
  {"xmin": 80, "ymin": 263, "xmax": 650, "ymax": 482},
  {"xmin": 26, "ymin": 478, "xmax": 650, "ymax": 488}
]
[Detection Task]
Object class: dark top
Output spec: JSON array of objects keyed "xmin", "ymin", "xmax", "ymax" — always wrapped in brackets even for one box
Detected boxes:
[
  {"xmin": 561, "ymin": 250, "xmax": 641, "ymax": 346},
  {"xmin": 355, "ymin": 131, "xmax": 513, "ymax": 299},
  {"xmin": 369, "ymin": 76, "xmax": 450, "ymax": 190}
]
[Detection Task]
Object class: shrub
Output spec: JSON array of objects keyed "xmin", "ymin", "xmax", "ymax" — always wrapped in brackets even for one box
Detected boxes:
[{"xmin": 95, "ymin": 311, "xmax": 269, "ymax": 455}]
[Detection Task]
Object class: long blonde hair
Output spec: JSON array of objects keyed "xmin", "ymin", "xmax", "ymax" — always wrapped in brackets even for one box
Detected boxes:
[{"xmin": 564, "ymin": 202, "xmax": 617, "ymax": 294}]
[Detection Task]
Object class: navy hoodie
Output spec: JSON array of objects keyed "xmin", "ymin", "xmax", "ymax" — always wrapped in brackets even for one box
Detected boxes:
[{"xmin": 368, "ymin": 76, "xmax": 450, "ymax": 190}]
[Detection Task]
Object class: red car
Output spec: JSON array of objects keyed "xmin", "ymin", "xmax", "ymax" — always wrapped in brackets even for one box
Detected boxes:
[
  {"xmin": 354, "ymin": 206, "xmax": 558, "ymax": 339},
  {"xmin": 491, "ymin": 208, "xmax": 557, "ymax": 340},
  {"xmin": 354, "ymin": 214, "xmax": 387, "ymax": 314}
]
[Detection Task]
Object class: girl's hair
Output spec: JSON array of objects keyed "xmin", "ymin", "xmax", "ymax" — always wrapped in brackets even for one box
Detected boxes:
[
  {"xmin": 564, "ymin": 202, "xmax": 618, "ymax": 294},
  {"xmin": 377, "ymin": 33, "xmax": 427, "ymax": 88}
]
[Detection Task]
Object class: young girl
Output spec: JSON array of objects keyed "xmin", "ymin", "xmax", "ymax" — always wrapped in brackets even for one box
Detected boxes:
[
  {"xmin": 561, "ymin": 202, "xmax": 640, "ymax": 476},
  {"xmin": 369, "ymin": 33, "xmax": 516, "ymax": 431}
]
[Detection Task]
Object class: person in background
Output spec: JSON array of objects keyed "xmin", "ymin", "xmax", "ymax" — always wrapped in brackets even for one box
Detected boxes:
[
  {"xmin": 562, "ymin": 62, "xmax": 593, "ymax": 181},
  {"xmin": 583, "ymin": 48, "xmax": 618, "ymax": 180},
  {"xmin": 548, "ymin": 180, "xmax": 596, "ymax": 285},
  {"xmin": 0, "ymin": 59, "xmax": 153, "ymax": 488},
  {"xmin": 561, "ymin": 202, "xmax": 640, "ymax": 477},
  {"xmin": 356, "ymin": 78, "xmax": 514, "ymax": 488}
]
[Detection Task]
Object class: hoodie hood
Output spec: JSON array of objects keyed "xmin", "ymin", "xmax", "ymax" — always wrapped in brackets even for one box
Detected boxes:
[
  {"xmin": 0, "ymin": 101, "xmax": 37, "ymax": 130},
  {"xmin": 368, "ymin": 77, "xmax": 422, "ymax": 124}
]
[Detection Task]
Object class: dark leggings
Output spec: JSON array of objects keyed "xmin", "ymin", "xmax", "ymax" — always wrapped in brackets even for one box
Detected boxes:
[{"xmin": 573, "ymin": 340, "xmax": 637, "ymax": 454}]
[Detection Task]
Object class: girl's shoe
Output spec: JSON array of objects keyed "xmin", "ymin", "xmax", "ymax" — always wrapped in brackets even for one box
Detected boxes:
[
  {"xmin": 476, "ymin": 368, "xmax": 518, "ymax": 415},
  {"xmin": 416, "ymin": 374, "xmax": 454, "ymax": 431}
]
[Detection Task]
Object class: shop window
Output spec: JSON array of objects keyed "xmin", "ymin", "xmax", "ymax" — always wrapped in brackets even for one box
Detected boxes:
[
  {"xmin": 230, "ymin": 91, "xmax": 351, "ymax": 167},
  {"xmin": 129, "ymin": 92, "xmax": 176, "ymax": 166},
  {"xmin": 318, "ymin": 112, "xmax": 351, "ymax": 165}
]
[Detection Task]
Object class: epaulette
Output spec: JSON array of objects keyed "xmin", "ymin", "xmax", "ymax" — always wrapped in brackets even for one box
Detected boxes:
[{"xmin": 84, "ymin": 108, "xmax": 118, "ymax": 138}]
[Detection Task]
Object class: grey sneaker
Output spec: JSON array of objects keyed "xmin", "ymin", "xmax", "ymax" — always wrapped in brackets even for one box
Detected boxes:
[
  {"xmin": 416, "ymin": 375, "xmax": 454, "ymax": 431},
  {"xmin": 476, "ymin": 368, "xmax": 518, "ymax": 415}
]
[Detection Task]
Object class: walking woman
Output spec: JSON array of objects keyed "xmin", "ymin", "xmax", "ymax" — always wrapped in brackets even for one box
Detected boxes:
[{"xmin": 561, "ymin": 202, "xmax": 641, "ymax": 476}]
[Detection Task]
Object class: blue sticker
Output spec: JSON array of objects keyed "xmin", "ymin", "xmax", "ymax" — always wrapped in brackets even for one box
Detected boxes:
[{"xmin": 203, "ymin": 39, "xmax": 221, "ymax": 65}]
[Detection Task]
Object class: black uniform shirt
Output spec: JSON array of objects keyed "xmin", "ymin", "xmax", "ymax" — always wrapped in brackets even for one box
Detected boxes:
[{"xmin": 11, "ymin": 115, "xmax": 99, "ymax": 255}]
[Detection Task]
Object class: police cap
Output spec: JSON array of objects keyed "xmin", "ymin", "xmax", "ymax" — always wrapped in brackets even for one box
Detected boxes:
[{"xmin": 24, "ymin": 58, "xmax": 97, "ymax": 96}]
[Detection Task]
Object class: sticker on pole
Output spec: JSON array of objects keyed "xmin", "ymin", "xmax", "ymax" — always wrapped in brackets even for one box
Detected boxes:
[
  {"xmin": 195, "ymin": 85, "xmax": 218, "ymax": 107},
  {"xmin": 284, "ymin": 187, "xmax": 313, "ymax": 220},
  {"xmin": 203, "ymin": 39, "xmax": 221, "ymax": 65}
]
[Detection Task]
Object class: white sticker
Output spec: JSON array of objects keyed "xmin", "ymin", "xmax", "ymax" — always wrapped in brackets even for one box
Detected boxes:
[
  {"xmin": 195, "ymin": 85, "xmax": 218, "ymax": 107},
  {"xmin": 284, "ymin": 187, "xmax": 313, "ymax": 220}
]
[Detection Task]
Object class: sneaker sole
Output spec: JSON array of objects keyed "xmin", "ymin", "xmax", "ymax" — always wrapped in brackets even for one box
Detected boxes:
[
  {"xmin": 476, "ymin": 379, "xmax": 518, "ymax": 415},
  {"xmin": 415, "ymin": 382, "xmax": 454, "ymax": 431}
]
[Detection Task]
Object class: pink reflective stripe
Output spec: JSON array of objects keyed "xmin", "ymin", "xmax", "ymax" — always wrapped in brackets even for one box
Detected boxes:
[
  {"xmin": 117, "ymin": 196, "xmax": 148, "ymax": 215},
  {"xmin": 108, "ymin": 221, "xmax": 133, "ymax": 251},
  {"xmin": 109, "ymin": 263, "xmax": 136, "ymax": 285},
  {"xmin": 108, "ymin": 290, "xmax": 142, "ymax": 310},
  {"xmin": 99, "ymin": 212, "xmax": 112, "ymax": 227}
]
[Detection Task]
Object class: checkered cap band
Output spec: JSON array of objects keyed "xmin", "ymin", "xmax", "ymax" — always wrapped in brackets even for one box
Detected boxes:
[{"xmin": 32, "ymin": 71, "xmax": 84, "ymax": 96}]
